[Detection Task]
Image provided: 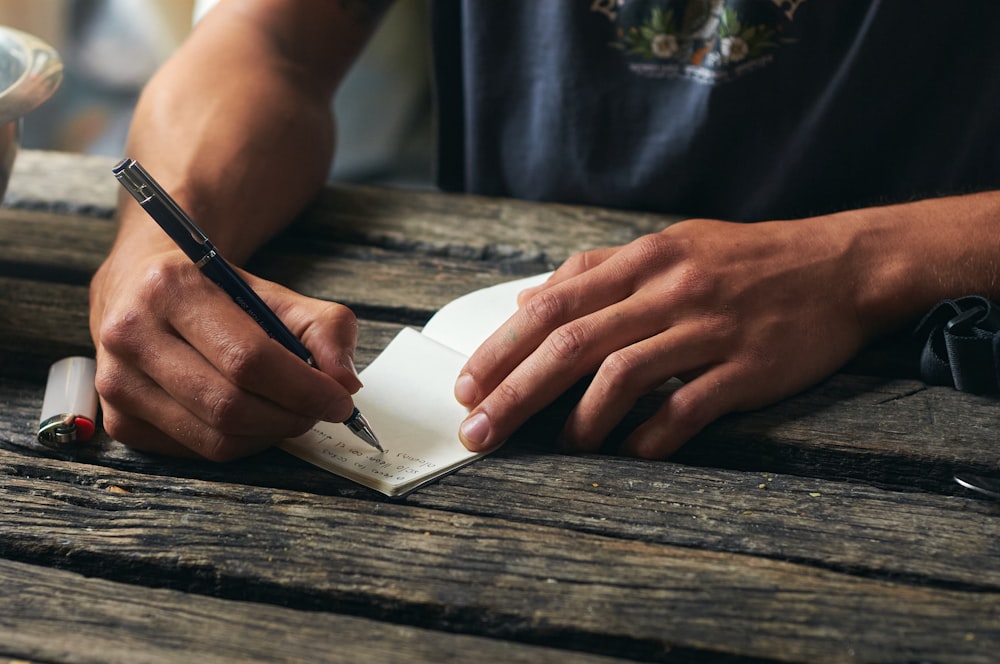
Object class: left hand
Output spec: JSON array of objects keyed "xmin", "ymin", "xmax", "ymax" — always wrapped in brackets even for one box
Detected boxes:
[{"xmin": 453, "ymin": 216, "xmax": 880, "ymax": 458}]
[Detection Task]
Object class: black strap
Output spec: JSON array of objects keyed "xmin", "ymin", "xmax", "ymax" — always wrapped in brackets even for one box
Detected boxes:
[{"xmin": 913, "ymin": 295, "xmax": 1000, "ymax": 394}]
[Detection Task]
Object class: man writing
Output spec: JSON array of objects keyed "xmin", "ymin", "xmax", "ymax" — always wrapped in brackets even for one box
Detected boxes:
[{"xmin": 89, "ymin": 1, "xmax": 1000, "ymax": 461}]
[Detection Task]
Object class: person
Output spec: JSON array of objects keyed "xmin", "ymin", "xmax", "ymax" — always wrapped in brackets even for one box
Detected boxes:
[{"xmin": 89, "ymin": 0, "xmax": 1000, "ymax": 462}]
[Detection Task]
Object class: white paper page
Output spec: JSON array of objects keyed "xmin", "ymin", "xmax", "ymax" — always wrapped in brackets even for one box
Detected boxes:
[
  {"xmin": 280, "ymin": 327, "xmax": 479, "ymax": 496},
  {"xmin": 421, "ymin": 273, "xmax": 552, "ymax": 357}
]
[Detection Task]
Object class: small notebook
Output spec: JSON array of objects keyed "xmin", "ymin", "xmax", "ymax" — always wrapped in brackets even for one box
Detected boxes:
[{"xmin": 280, "ymin": 273, "xmax": 550, "ymax": 496}]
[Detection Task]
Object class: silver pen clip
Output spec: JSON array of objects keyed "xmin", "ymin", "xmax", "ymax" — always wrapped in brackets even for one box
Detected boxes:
[
  {"xmin": 112, "ymin": 158, "xmax": 212, "ymax": 247},
  {"xmin": 114, "ymin": 160, "xmax": 153, "ymax": 204}
]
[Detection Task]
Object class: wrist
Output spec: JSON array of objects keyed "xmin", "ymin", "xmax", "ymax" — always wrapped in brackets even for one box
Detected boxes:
[{"xmin": 823, "ymin": 192, "xmax": 1000, "ymax": 337}]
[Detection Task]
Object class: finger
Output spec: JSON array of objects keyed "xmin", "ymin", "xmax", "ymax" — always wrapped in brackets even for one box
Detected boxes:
[
  {"xmin": 96, "ymin": 363, "xmax": 281, "ymax": 461},
  {"xmin": 458, "ymin": 262, "xmax": 642, "ymax": 408},
  {"xmin": 165, "ymin": 287, "xmax": 358, "ymax": 424},
  {"xmin": 560, "ymin": 321, "xmax": 722, "ymax": 452},
  {"xmin": 458, "ymin": 294, "xmax": 672, "ymax": 452},
  {"xmin": 127, "ymin": 258, "xmax": 359, "ymax": 422},
  {"xmin": 254, "ymin": 279, "xmax": 364, "ymax": 394},
  {"xmin": 100, "ymin": 409, "xmax": 201, "ymax": 458},
  {"xmin": 159, "ymin": 335, "xmax": 343, "ymax": 436},
  {"xmin": 516, "ymin": 247, "xmax": 619, "ymax": 307},
  {"xmin": 622, "ymin": 363, "xmax": 746, "ymax": 459},
  {"xmin": 99, "ymin": 290, "xmax": 346, "ymax": 440},
  {"xmin": 98, "ymin": 304, "xmax": 328, "ymax": 444},
  {"xmin": 300, "ymin": 300, "xmax": 363, "ymax": 394}
]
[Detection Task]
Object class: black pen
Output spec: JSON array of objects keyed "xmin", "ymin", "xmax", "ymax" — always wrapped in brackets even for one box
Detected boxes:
[{"xmin": 112, "ymin": 158, "xmax": 382, "ymax": 451}]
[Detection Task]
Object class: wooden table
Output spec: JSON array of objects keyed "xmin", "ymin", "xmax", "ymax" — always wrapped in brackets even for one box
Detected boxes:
[{"xmin": 2, "ymin": 150, "xmax": 999, "ymax": 664}]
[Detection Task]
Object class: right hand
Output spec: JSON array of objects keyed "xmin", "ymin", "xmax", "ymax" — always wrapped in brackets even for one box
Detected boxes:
[{"xmin": 89, "ymin": 248, "xmax": 363, "ymax": 461}]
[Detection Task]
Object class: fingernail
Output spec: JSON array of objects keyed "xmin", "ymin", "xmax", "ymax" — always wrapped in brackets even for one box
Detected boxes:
[
  {"xmin": 454, "ymin": 372, "xmax": 477, "ymax": 406},
  {"xmin": 337, "ymin": 353, "xmax": 363, "ymax": 392},
  {"xmin": 338, "ymin": 353, "xmax": 360, "ymax": 380},
  {"xmin": 459, "ymin": 411, "xmax": 490, "ymax": 450}
]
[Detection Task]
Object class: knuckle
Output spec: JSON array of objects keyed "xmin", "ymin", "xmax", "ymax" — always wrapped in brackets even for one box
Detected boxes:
[
  {"xmin": 310, "ymin": 300, "xmax": 358, "ymax": 337},
  {"xmin": 598, "ymin": 348, "xmax": 640, "ymax": 393},
  {"xmin": 522, "ymin": 289, "xmax": 566, "ymax": 328},
  {"xmin": 562, "ymin": 251, "xmax": 592, "ymax": 274},
  {"xmin": 667, "ymin": 390, "xmax": 710, "ymax": 435},
  {"xmin": 98, "ymin": 262, "xmax": 188, "ymax": 355},
  {"xmin": 626, "ymin": 234, "xmax": 670, "ymax": 270},
  {"xmin": 670, "ymin": 263, "xmax": 713, "ymax": 299},
  {"xmin": 491, "ymin": 380, "xmax": 528, "ymax": 411},
  {"xmin": 323, "ymin": 301, "xmax": 358, "ymax": 327},
  {"xmin": 216, "ymin": 341, "xmax": 266, "ymax": 385},
  {"xmin": 206, "ymin": 387, "xmax": 243, "ymax": 431},
  {"xmin": 93, "ymin": 364, "xmax": 125, "ymax": 402},
  {"xmin": 98, "ymin": 308, "xmax": 145, "ymax": 357},
  {"xmin": 546, "ymin": 322, "xmax": 589, "ymax": 363},
  {"xmin": 708, "ymin": 306, "xmax": 739, "ymax": 336},
  {"xmin": 182, "ymin": 363, "xmax": 259, "ymax": 434},
  {"xmin": 138, "ymin": 259, "xmax": 187, "ymax": 302},
  {"xmin": 312, "ymin": 301, "xmax": 359, "ymax": 346}
]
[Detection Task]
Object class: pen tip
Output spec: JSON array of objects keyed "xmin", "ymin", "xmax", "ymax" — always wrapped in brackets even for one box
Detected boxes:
[{"xmin": 345, "ymin": 408, "xmax": 383, "ymax": 452}]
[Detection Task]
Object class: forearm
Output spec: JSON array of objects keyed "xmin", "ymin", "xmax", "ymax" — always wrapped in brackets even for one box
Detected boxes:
[
  {"xmin": 832, "ymin": 190, "xmax": 1000, "ymax": 336},
  {"xmin": 118, "ymin": 54, "xmax": 333, "ymax": 264},
  {"xmin": 110, "ymin": 0, "xmax": 392, "ymax": 264}
]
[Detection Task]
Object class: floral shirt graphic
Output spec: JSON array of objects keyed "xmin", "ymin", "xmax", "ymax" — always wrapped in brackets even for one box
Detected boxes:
[{"xmin": 591, "ymin": 0, "xmax": 805, "ymax": 83}]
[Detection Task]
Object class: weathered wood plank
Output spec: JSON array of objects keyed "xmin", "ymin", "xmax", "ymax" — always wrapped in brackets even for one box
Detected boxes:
[
  {"xmin": 670, "ymin": 374, "xmax": 1000, "ymax": 488},
  {"xmin": 2, "ymin": 429, "xmax": 999, "ymax": 594},
  {"xmin": 408, "ymin": 450, "xmax": 1000, "ymax": 591},
  {"xmin": 0, "ymin": 190, "xmax": 927, "ymax": 378},
  {"xmin": 246, "ymin": 244, "xmax": 552, "ymax": 322},
  {"xmin": 2, "ymin": 150, "xmax": 676, "ymax": 271},
  {"xmin": 0, "ymin": 279, "xmax": 95, "ymax": 357},
  {"xmin": 4, "ymin": 150, "xmax": 678, "ymax": 254},
  {"xmin": 0, "ymin": 209, "xmax": 113, "ymax": 279},
  {"xmin": 0, "ymin": 459, "xmax": 997, "ymax": 664},
  {"xmin": 0, "ymin": 263, "xmax": 995, "ymax": 504},
  {"xmin": 292, "ymin": 182, "xmax": 678, "ymax": 263},
  {"xmin": 0, "ymin": 558, "xmax": 634, "ymax": 664},
  {"xmin": 3, "ymin": 150, "xmax": 120, "ymax": 215}
]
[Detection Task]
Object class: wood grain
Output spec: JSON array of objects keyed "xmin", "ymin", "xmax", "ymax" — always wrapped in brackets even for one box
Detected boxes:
[
  {"xmin": 2, "ymin": 431, "xmax": 999, "ymax": 593},
  {"xmin": 0, "ymin": 558, "xmax": 635, "ymax": 664},
  {"xmin": 0, "ymin": 456, "xmax": 998, "ymax": 663}
]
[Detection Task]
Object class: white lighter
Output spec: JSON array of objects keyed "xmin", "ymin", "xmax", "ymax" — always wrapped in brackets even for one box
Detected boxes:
[{"xmin": 37, "ymin": 356, "xmax": 98, "ymax": 448}]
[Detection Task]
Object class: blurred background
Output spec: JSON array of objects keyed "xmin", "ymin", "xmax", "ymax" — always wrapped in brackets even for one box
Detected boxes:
[{"xmin": 0, "ymin": 0, "xmax": 433, "ymax": 186}]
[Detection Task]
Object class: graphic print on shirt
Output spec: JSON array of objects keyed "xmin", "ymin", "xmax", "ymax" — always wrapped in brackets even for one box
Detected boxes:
[{"xmin": 591, "ymin": 0, "xmax": 805, "ymax": 83}]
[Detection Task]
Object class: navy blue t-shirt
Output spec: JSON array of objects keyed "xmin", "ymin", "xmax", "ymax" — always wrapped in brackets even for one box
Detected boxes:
[{"xmin": 432, "ymin": 1, "xmax": 1000, "ymax": 221}]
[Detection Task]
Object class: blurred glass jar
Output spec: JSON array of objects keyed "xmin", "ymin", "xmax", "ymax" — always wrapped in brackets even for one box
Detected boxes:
[{"xmin": 0, "ymin": 25, "xmax": 62, "ymax": 201}]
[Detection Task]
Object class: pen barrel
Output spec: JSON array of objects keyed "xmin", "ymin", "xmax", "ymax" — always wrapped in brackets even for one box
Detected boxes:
[
  {"xmin": 139, "ymin": 196, "xmax": 207, "ymax": 263},
  {"xmin": 200, "ymin": 255, "xmax": 314, "ymax": 364}
]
